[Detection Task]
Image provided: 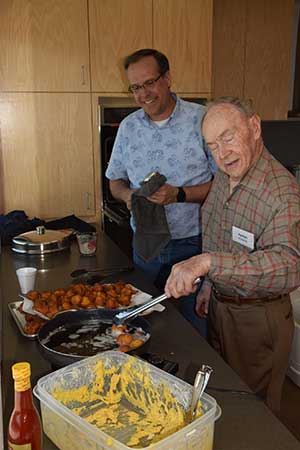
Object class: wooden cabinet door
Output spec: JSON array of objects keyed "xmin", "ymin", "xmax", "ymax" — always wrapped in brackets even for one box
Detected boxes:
[
  {"xmin": 0, "ymin": 0, "xmax": 90, "ymax": 92},
  {"xmin": 89, "ymin": 0, "xmax": 152, "ymax": 92},
  {"xmin": 0, "ymin": 93, "xmax": 95, "ymax": 219},
  {"xmin": 153, "ymin": 0, "xmax": 213, "ymax": 94},
  {"xmin": 244, "ymin": 0, "xmax": 294, "ymax": 119},
  {"xmin": 212, "ymin": 0, "xmax": 247, "ymax": 99}
]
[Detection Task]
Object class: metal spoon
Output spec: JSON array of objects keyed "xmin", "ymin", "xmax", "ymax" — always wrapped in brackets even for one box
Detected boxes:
[
  {"xmin": 186, "ymin": 364, "xmax": 213, "ymax": 423},
  {"xmin": 70, "ymin": 266, "xmax": 133, "ymax": 278}
]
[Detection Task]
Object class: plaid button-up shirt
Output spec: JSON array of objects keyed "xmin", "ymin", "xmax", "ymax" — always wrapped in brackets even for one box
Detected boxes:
[{"xmin": 203, "ymin": 148, "xmax": 300, "ymax": 297}]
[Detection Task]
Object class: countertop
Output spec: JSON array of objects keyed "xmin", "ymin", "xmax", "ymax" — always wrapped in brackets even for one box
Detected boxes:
[{"xmin": 1, "ymin": 234, "xmax": 299, "ymax": 450}]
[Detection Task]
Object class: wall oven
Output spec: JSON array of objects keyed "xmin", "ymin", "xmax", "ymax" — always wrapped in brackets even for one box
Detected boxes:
[{"xmin": 99, "ymin": 99, "xmax": 138, "ymax": 258}]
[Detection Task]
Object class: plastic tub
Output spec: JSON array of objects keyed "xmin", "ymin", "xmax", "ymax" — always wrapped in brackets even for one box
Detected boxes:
[{"xmin": 34, "ymin": 351, "xmax": 221, "ymax": 450}]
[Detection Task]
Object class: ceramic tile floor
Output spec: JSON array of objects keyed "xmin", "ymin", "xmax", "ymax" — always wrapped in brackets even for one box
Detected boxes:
[{"xmin": 280, "ymin": 376, "xmax": 300, "ymax": 441}]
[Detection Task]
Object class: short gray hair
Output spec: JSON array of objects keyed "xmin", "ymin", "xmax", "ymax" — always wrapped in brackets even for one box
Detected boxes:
[{"xmin": 204, "ymin": 96, "xmax": 255, "ymax": 117}]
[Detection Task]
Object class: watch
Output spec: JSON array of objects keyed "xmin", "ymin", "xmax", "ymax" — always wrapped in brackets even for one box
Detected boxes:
[{"xmin": 176, "ymin": 187, "xmax": 186, "ymax": 202}]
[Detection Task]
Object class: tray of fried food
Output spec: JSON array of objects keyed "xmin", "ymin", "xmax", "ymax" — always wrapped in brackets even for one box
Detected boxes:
[
  {"xmin": 14, "ymin": 282, "xmax": 152, "ymax": 336},
  {"xmin": 23, "ymin": 312, "xmax": 47, "ymax": 336},
  {"xmin": 11, "ymin": 281, "xmax": 154, "ymax": 337},
  {"xmin": 8, "ymin": 301, "xmax": 47, "ymax": 339},
  {"xmin": 20, "ymin": 281, "xmax": 139, "ymax": 320}
]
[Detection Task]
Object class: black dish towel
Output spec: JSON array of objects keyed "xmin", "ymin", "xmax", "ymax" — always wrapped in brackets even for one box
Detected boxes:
[{"xmin": 132, "ymin": 173, "xmax": 171, "ymax": 262}]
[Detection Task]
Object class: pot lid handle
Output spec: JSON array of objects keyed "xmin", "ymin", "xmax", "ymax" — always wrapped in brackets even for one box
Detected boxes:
[{"xmin": 36, "ymin": 225, "xmax": 45, "ymax": 235}]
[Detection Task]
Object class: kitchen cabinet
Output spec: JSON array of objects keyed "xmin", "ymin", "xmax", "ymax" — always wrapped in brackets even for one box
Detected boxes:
[
  {"xmin": 153, "ymin": 0, "xmax": 213, "ymax": 95},
  {"xmin": 90, "ymin": 0, "xmax": 294, "ymax": 114},
  {"xmin": 89, "ymin": 0, "xmax": 152, "ymax": 92},
  {"xmin": 0, "ymin": 0, "xmax": 90, "ymax": 92},
  {"xmin": 212, "ymin": 0, "xmax": 294, "ymax": 119},
  {"xmin": 0, "ymin": 93, "xmax": 95, "ymax": 219},
  {"xmin": 244, "ymin": 0, "xmax": 294, "ymax": 119},
  {"xmin": 89, "ymin": 0, "xmax": 212, "ymax": 95}
]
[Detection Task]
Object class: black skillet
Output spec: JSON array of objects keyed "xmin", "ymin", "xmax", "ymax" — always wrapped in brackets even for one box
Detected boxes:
[{"xmin": 37, "ymin": 308, "xmax": 151, "ymax": 368}]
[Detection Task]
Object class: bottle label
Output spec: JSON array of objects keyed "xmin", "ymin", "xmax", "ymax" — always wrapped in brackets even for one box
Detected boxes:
[{"xmin": 8, "ymin": 443, "xmax": 32, "ymax": 450}]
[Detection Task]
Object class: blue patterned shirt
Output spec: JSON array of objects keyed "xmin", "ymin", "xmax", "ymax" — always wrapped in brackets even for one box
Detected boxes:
[{"xmin": 106, "ymin": 95, "xmax": 216, "ymax": 239}]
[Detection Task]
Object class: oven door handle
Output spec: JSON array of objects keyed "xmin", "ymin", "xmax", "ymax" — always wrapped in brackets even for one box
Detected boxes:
[
  {"xmin": 104, "ymin": 136, "xmax": 115, "ymax": 168},
  {"xmin": 103, "ymin": 208, "xmax": 128, "ymax": 227}
]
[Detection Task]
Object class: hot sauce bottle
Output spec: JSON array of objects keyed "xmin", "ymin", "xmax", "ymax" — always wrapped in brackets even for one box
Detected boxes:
[{"xmin": 8, "ymin": 362, "xmax": 42, "ymax": 450}]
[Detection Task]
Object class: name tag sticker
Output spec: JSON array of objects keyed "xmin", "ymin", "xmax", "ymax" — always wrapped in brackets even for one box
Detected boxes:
[{"xmin": 232, "ymin": 226, "xmax": 254, "ymax": 250}]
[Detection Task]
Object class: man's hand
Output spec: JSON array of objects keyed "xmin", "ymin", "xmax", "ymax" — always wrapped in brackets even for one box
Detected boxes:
[
  {"xmin": 147, "ymin": 183, "xmax": 178, "ymax": 205},
  {"xmin": 109, "ymin": 179, "xmax": 137, "ymax": 210},
  {"xmin": 147, "ymin": 180, "xmax": 213, "ymax": 205},
  {"xmin": 195, "ymin": 282, "xmax": 212, "ymax": 318},
  {"xmin": 165, "ymin": 254, "xmax": 211, "ymax": 298},
  {"xmin": 124, "ymin": 189, "xmax": 137, "ymax": 210}
]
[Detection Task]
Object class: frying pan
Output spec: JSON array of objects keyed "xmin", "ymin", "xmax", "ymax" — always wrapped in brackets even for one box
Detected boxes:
[{"xmin": 37, "ymin": 308, "xmax": 151, "ymax": 368}]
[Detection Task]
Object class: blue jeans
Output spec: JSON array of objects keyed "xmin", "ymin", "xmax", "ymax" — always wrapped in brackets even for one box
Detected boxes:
[{"xmin": 133, "ymin": 235, "xmax": 207, "ymax": 338}]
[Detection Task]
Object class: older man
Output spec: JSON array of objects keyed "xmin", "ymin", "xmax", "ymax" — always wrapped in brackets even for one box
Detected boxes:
[{"xmin": 165, "ymin": 97, "xmax": 300, "ymax": 414}]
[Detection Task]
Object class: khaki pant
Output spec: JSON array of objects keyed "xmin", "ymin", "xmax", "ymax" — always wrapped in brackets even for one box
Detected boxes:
[{"xmin": 208, "ymin": 293, "xmax": 294, "ymax": 415}]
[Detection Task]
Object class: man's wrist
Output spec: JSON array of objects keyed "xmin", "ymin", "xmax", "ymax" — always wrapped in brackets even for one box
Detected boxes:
[
  {"xmin": 123, "ymin": 188, "xmax": 136, "ymax": 209},
  {"xmin": 205, "ymin": 253, "xmax": 211, "ymax": 271},
  {"xmin": 176, "ymin": 187, "xmax": 186, "ymax": 202},
  {"xmin": 190, "ymin": 253, "xmax": 211, "ymax": 278}
]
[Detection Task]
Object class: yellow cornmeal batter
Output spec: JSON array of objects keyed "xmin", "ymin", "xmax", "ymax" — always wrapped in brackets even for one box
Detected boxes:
[{"xmin": 52, "ymin": 358, "xmax": 203, "ymax": 448}]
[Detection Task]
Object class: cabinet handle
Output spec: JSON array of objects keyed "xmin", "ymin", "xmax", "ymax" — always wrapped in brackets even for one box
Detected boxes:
[
  {"xmin": 97, "ymin": 104, "xmax": 101, "ymax": 132},
  {"xmin": 81, "ymin": 65, "xmax": 86, "ymax": 85},
  {"xmin": 86, "ymin": 192, "xmax": 91, "ymax": 210}
]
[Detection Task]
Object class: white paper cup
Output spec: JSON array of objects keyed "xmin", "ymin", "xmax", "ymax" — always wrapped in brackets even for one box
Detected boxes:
[{"xmin": 16, "ymin": 267, "xmax": 37, "ymax": 294}]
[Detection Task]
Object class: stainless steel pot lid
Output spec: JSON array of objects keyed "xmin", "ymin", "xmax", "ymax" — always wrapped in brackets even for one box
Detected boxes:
[{"xmin": 12, "ymin": 226, "xmax": 73, "ymax": 255}]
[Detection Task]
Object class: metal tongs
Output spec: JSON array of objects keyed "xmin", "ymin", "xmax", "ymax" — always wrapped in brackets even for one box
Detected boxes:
[
  {"xmin": 186, "ymin": 364, "xmax": 213, "ymax": 423},
  {"xmin": 70, "ymin": 265, "xmax": 134, "ymax": 279},
  {"xmin": 113, "ymin": 277, "xmax": 201, "ymax": 325}
]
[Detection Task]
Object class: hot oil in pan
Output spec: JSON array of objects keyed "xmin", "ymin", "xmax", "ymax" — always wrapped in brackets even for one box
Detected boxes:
[
  {"xmin": 42, "ymin": 321, "xmax": 117, "ymax": 356},
  {"xmin": 41, "ymin": 321, "xmax": 149, "ymax": 356}
]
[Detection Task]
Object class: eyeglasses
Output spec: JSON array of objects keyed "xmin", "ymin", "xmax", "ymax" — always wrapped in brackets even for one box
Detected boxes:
[{"xmin": 128, "ymin": 73, "xmax": 164, "ymax": 93}]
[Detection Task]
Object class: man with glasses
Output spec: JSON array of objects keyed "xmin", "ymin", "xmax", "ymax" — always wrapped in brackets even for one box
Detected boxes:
[
  {"xmin": 165, "ymin": 96, "xmax": 300, "ymax": 414},
  {"xmin": 106, "ymin": 48, "xmax": 216, "ymax": 336}
]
